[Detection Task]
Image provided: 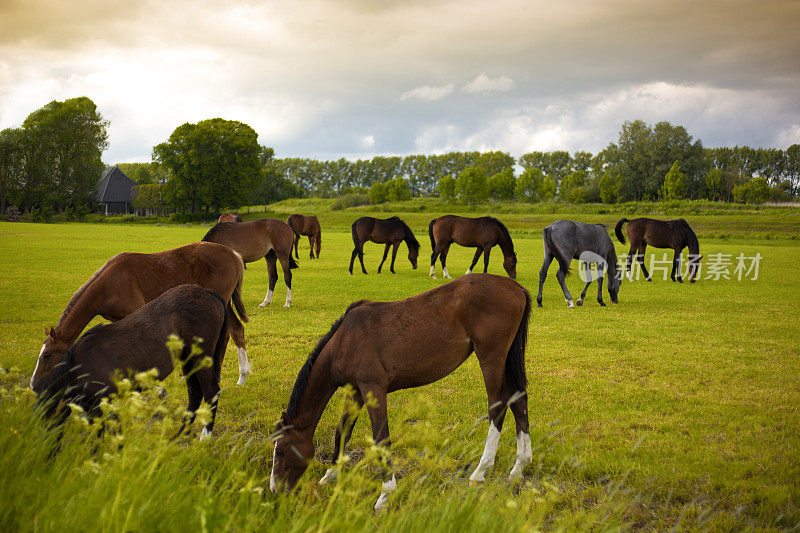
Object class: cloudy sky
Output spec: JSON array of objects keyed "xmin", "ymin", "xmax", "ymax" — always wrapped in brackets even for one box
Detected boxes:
[{"xmin": 1, "ymin": 0, "xmax": 799, "ymax": 163}]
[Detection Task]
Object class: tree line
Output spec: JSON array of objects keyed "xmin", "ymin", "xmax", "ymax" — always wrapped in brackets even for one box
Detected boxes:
[{"xmin": 2, "ymin": 97, "xmax": 799, "ymax": 219}]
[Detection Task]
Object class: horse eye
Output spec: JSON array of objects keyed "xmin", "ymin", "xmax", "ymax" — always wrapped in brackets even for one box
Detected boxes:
[{"xmin": 42, "ymin": 352, "xmax": 51, "ymax": 359}]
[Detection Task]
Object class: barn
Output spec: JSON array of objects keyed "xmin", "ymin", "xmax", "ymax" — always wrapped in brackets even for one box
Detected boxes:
[{"xmin": 94, "ymin": 166, "xmax": 137, "ymax": 215}]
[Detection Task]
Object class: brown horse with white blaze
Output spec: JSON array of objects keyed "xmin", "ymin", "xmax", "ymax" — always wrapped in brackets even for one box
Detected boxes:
[
  {"xmin": 429, "ymin": 215, "xmax": 517, "ymax": 279},
  {"xmin": 270, "ymin": 274, "xmax": 532, "ymax": 511},
  {"xmin": 287, "ymin": 214, "xmax": 322, "ymax": 259},
  {"xmin": 615, "ymin": 217, "xmax": 701, "ymax": 283},
  {"xmin": 31, "ymin": 242, "xmax": 250, "ymax": 390},
  {"xmin": 348, "ymin": 216, "xmax": 420, "ymax": 274},
  {"xmin": 202, "ymin": 218, "xmax": 298, "ymax": 307}
]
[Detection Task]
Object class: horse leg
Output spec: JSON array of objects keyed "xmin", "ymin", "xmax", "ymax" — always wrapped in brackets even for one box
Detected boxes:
[
  {"xmin": 320, "ymin": 388, "xmax": 365, "ymax": 485},
  {"xmin": 259, "ymin": 252, "xmax": 279, "ymax": 307},
  {"xmin": 430, "ymin": 244, "xmax": 444, "ymax": 278},
  {"xmin": 278, "ymin": 254, "xmax": 293, "ymax": 307},
  {"xmin": 358, "ymin": 243, "xmax": 368, "ymax": 274},
  {"xmin": 358, "ymin": 383, "xmax": 394, "ymax": 511},
  {"xmin": 596, "ymin": 270, "xmax": 606, "ymax": 306},
  {"xmin": 626, "ymin": 245, "xmax": 636, "ymax": 282},
  {"xmin": 377, "ymin": 243, "xmax": 390, "ymax": 273},
  {"xmin": 174, "ymin": 373, "xmax": 203, "ymax": 439},
  {"xmin": 577, "ymin": 262, "xmax": 592, "ymax": 306},
  {"xmin": 482, "ymin": 246, "xmax": 492, "ymax": 273},
  {"xmin": 467, "ymin": 248, "xmax": 482, "ymax": 275},
  {"xmin": 227, "ymin": 305, "xmax": 249, "ymax": 385},
  {"xmin": 536, "ymin": 254, "xmax": 554, "ymax": 307},
  {"xmin": 556, "ymin": 266, "xmax": 574, "ymax": 308},
  {"xmin": 440, "ymin": 243, "xmax": 453, "ymax": 279},
  {"xmin": 672, "ymin": 249, "xmax": 682, "ymax": 283},
  {"xmin": 389, "ymin": 242, "xmax": 400, "ymax": 273},
  {"xmin": 307, "ymin": 235, "xmax": 314, "ymax": 259},
  {"xmin": 293, "ymin": 233, "xmax": 300, "ymax": 260},
  {"xmin": 193, "ymin": 365, "xmax": 221, "ymax": 439},
  {"xmin": 349, "ymin": 246, "xmax": 359, "ymax": 275},
  {"xmin": 638, "ymin": 244, "xmax": 651, "ymax": 281},
  {"xmin": 470, "ymin": 352, "xmax": 508, "ymax": 483},
  {"xmin": 507, "ymin": 391, "xmax": 531, "ymax": 480}
]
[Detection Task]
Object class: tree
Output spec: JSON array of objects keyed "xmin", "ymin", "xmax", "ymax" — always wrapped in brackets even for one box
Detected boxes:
[
  {"xmin": 515, "ymin": 168, "xmax": 554, "ymax": 202},
  {"xmin": 0, "ymin": 128, "xmax": 25, "ymax": 212},
  {"xmin": 559, "ymin": 170, "xmax": 587, "ymax": 201},
  {"xmin": 437, "ymin": 175, "xmax": 457, "ymax": 202},
  {"xmin": 488, "ymin": 168, "xmax": 516, "ymax": 200},
  {"xmin": 385, "ymin": 177, "xmax": 412, "ymax": 202},
  {"xmin": 369, "ymin": 182, "xmax": 387, "ymax": 204},
  {"xmin": 598, "ymin": 171, "xmax": 621, "ymax": 203},
  {"xmin": 733, "ymin": 177, "xmax": 770, "ymax": 204},
  {"xmin": 661, "ymin": 161, "xmax": 687, "ymax": 200},
  {"xmin": 456, "ymin": 166, "xmax": 488, "ymax": 205},
  {"xmin": 117, "ymin": 162, "xmax": 167, "ymax": 185},
  {"xmin": 705, "ymin": 169, "xmax": 740, "ymax": 202},
  {"xmin": 154, "ymin": 118, "xmax": 262, "ymax": 213}
]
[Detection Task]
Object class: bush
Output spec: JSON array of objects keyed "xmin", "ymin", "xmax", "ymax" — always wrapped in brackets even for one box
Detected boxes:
[
  {"xmin": 733, "ymin": 177, "xmax": 771, "ymax": 204},
  {"xmin": 331, "ymin": 193, "xmax": 370, "ymax": 211},
  {"xmin": 5, "ymin": 206, "xmax": 20, "ymax": 222}
]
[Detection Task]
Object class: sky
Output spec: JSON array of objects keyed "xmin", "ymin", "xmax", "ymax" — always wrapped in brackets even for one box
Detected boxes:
[{"xmin": 1, "ymin": 0, "xmax": 799, "ymax": 163}]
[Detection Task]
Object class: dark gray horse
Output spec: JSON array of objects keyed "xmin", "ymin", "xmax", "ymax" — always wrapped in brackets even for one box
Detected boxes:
[{"xmin": 537, "ymin": 220, "xmax": 621, "ymax": 308}]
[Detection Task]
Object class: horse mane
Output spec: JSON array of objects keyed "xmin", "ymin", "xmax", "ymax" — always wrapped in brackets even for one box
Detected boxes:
[
  {"xmin": 679, "ymin": 219, "xmax": 700, "ymax": 253},
  {"xmin": 201, "ymin": 223, "xmax": 224, "ymax": 242},
  {"xmin": 283, "ymin": 299, "xmax": 369, "ymax": 423},
  {"xmin": 56, "ymin": 260, "xmax": 113, "ymax": 330},
  {"xmin": 486, "ymin": 217, "xmax": 515, "ymax": 252},
  {"xmin": 392, "ymin": 217, "xmax": 419, "ymax": 251}
]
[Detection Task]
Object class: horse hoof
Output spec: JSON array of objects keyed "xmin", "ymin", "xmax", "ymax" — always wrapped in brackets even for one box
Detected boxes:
[
  {"xmin": 237, "ymin": 376, "xmax": 246, "ymax": 386},
  {"xmin": 599, "ymin": 301, "xmax": 606, "ymax": 307},
  {"xmin": 258, "ymin": 302, "xmax": 268, "ymax": 308},
  {"xmin": 537, "ymin": 302, "xmax": 543, "ymax": 308},
  {"xmin": 566, "ymin": 301, "xmax": 574, "ymax": 308},
  {"xmin": 576, "ymin": 299, "xmax": 583, "ymax": 307}
]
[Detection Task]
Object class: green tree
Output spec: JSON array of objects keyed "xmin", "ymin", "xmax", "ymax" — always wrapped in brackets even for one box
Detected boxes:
[
  {"xmin": 385, "ymin": 177, "xmax": 412, "ymax": 202},
  {"xmin": 488, "ymin": 168, "xmax": 516, "ymax": 200},
  {"xmin": 559, "ymin": 170, "xmax": 587, "ymax": 201},
  {"xmin": 154, "ymin": 118, "xmax": 261, "ymax": 213},
  {"xmin": 369, "ymin": 182, "xmax": 387, "ymax": 204},
  {"xmin": 598, "ymin": 172, "xmax": 622, "ymax": 204},
  {"xmin": 515, "ymin": 168, "xmax": 554, "ymax": 202},
  {"xmin": 661, "ymin": 161, "xmax": 687, "ymax": 200},
  {"xmin": 733, "ymin": 177, "xmax": 770, "ymax": 204},
  {"xmin": 437, "ymin": 175, "xmax": 457, "ymax": 202},
  {"xmin": 456, "ymin": 166, "xmax": 488, "ymax": 205},
  {"xmin": 0, "ymin": 128, "xmax": 25, "ymax": 212},
  {"xmin": 131, "ymin": 183, "xmax": 168, "ymax": 214},
  {"xmin": 705, "ymin": 168, "xmax": 740, "ymax": 202}
]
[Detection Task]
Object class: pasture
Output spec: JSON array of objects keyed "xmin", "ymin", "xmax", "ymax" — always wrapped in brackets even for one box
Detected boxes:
[{"xmin": 1, "ymin": 215, "xmax": 799, "ymax": 531}]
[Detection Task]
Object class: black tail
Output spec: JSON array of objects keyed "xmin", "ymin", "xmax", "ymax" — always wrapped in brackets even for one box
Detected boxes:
[
  {"xmin": 543, "ymin": 226, "xmax": 571, "ymax": 276},
  {"xmin": 212, "ymin": 303, "xmax": 228, "ymax": 385},
  {"xmin": 428, "ymin": 218, "xmax": 437, "ymax": 251},
  {"xmin": 614, "ymin": 218, "xmax": 629, "ymax": 245},
  {"xmin": 504, "ymin": 287, "xmax": 531, "ymax": 394}
]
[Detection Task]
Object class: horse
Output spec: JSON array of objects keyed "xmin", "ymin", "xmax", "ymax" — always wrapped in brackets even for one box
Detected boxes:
[
  {"xmin": 218, "ymin": 213, "xmax": 243, "ymax": 223},
  {"xmin": 269, "ymin": 274, "xmax": 532, "ymax": 511},
  {"xmin": 34, "ymin": 285, "xmax": 228, "ymax": 439},
  {"xmin": 287, "ymin": 214, "xmax": 322, "ymax": 259},
  {"xmin": 202, "ymin": 218, "xmax": 298, "ymax": 307},
  {"xmin": 536, "ymin": 220, "xmax": 621, "ymax": 308},
  {"xmin": 615, "ymin": 218, "xmax": 701, "ymax": 283},
  {"xmin": 428, "ymin": 215, "xmax": 517, "ymax": 279},
  {"xmin": 348, "ymin": 216, "xmax": 420, "ymax": 275},
  {"xmin": 31, "ymin": 242, "xmax": 251, "ymax": 391}
]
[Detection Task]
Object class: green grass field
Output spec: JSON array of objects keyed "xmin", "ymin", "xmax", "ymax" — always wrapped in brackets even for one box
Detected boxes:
[{"xmin": 1, "ymin": 213, "xmax": 799, "ymax": 531}]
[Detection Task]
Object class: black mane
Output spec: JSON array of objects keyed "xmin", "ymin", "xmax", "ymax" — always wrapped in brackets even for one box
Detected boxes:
[
  {"xmin": 201, "ymin": 223, "xmax": 224, "ymax": 242},
  {"xmin": 486, "ymin": 217, "xmax": 515, "ymax": 253},
  {"xmin": 679, "ymin": 219, "xmax": 700, "ymax": 253},
  {"xmin": 392, "ymin": 217, "xmax": 419, "ymax": 251},
  {"xmin": 283, "ymin": 299, "xmax": 368, "ymax": 423}
]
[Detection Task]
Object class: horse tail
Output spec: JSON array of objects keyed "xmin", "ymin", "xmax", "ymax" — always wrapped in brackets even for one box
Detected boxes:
[
  {"xmin": 286, "ymin": 216, "xmax": 299, "ymax": 237},
  {"xmin": 230, "ymin": 253, "xmax": 249, "ymax": 323},
  {"xmin": 428, "ymin": 218, "xmax": 437, "ymax": 251},
  {"xmin": 543, "ymin": 226, "xmax": 571, "ymax": 276},
  {"xmin": 504, "ymin": 287, "xmax": 531, "ymax": 395},
  {"xmin": 212, "ymin": 300, "xmax": 228, "ymax": 385},
  {"xmin": 614, "ymin": 218, "xmax": 628, "ymax": 245}
]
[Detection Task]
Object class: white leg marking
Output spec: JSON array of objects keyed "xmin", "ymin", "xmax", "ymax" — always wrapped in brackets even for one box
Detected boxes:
[
  {"xmin": 200, "ymin": 427, "xmax": 211, "ymax": 440},
  {"xmin": 373, "ymin": 474, "xmax": 396, "ymax": 512},
  {"xmin": 443, "ymin": 267, "xmax": 451, "ymax": 279},
  {"xmin": 319, "ymin": 467, "xmax": 338, "ymax": 485},
  {"xmin": 30, "ymin": 344, "xmax": 46, "ymax": 389},
  {"xmin": 566, "ymin": 299, "xmax": 574, "ymax": 308},
  {"xmin": 236, "ymin": 347, "xmax": 250, "ymax": 386},
  {"xmin": 269, "ymin": 443, "xmax": 278, "ymax": 493},
  {"xmin": 283, "ymin": 287, "xmax": 292, "ymax": 308},
  {"xmin": 465, "ymin": 268, "xmax": 472, "ymax": 275},
  {"xmin": 429, "ymin": 265, "xmax": 436, "ymax": 278},
  {"xmin": 259, "ymin": 289, "xmax": 274, "ymax": 308},
  {"xmin": 508, "ymin": 432, "xmax": 532, "ymax": 480},
  {"xmin": 469, "ymin": 421, "xmax": 501, "ymax": 483}
]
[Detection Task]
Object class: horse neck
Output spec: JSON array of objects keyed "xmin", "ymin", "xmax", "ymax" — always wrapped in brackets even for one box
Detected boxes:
[
  {"xmin": 496, "ymin": 229, "xmax": 515, "ymax": 257},
  {"xmin": 54, "ymin": 283, "xmax": 102, "ymax": 345},
  {"xmin": 287, "ymin": 355, "xmax": 339, "ymax": 437}
]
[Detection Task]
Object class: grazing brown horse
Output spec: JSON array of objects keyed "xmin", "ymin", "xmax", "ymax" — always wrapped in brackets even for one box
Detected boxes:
[
  {"xmin": 35, "ymin": 285, "xmax": 229, "ymax": 439},
  {"xmin": 348, "ymin": 216, "xmax": 420, "ymax": 275},
  {"xmin": 203, "ymin": 218, "xmax": 298, "ymax": 307},
  {"xmin": 270, "ymin": 274, "xmax": 532, "ymax": 511},
  {"xmin": 615, "ymin": 218, "xmax": 701, "ymax": 283},
  {"xmin": 31, "ymin": 242, "xmax": 250, "ymax": 390},
  {"xmin": 218, "ymin": 213, "xmax": 243, "ymax": 223},
  {"xmin": 287, "ymin": 214, "xmax": 322, "ymax": 259},
  {"xmin": 429, "ymin": 215, "xmax": 517, "ymax": 279}
]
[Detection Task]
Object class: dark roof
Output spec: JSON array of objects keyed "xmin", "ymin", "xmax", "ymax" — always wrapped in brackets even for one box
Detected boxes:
[{"xmin": 95, "ymin": 166, "xmax": 137, "ymax": 203}]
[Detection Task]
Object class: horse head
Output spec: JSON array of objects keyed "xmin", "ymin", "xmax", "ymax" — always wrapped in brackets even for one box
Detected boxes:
[
  {"xmin": 30, "ymin": 327, "xmax": 70, "ymax": 390},
  {"xmin": 269, "ymin": 416, "xmax": 314, "ymax": 493},
  {"xmin": 688, "ymin": 254, "xmax": 703, "ymax": 283},
  {"xmin": 408, "ymin": 244, "xmax": 419, "ymax": 269},
  {"xmin": 503, "ymin": 253, "xmax": 518, "ymax": 279}
]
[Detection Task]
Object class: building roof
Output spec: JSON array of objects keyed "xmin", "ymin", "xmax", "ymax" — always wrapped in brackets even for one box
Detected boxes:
[{"xmin": 95, "ymin": 166, "xmax": 137, "ymax": 203}]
